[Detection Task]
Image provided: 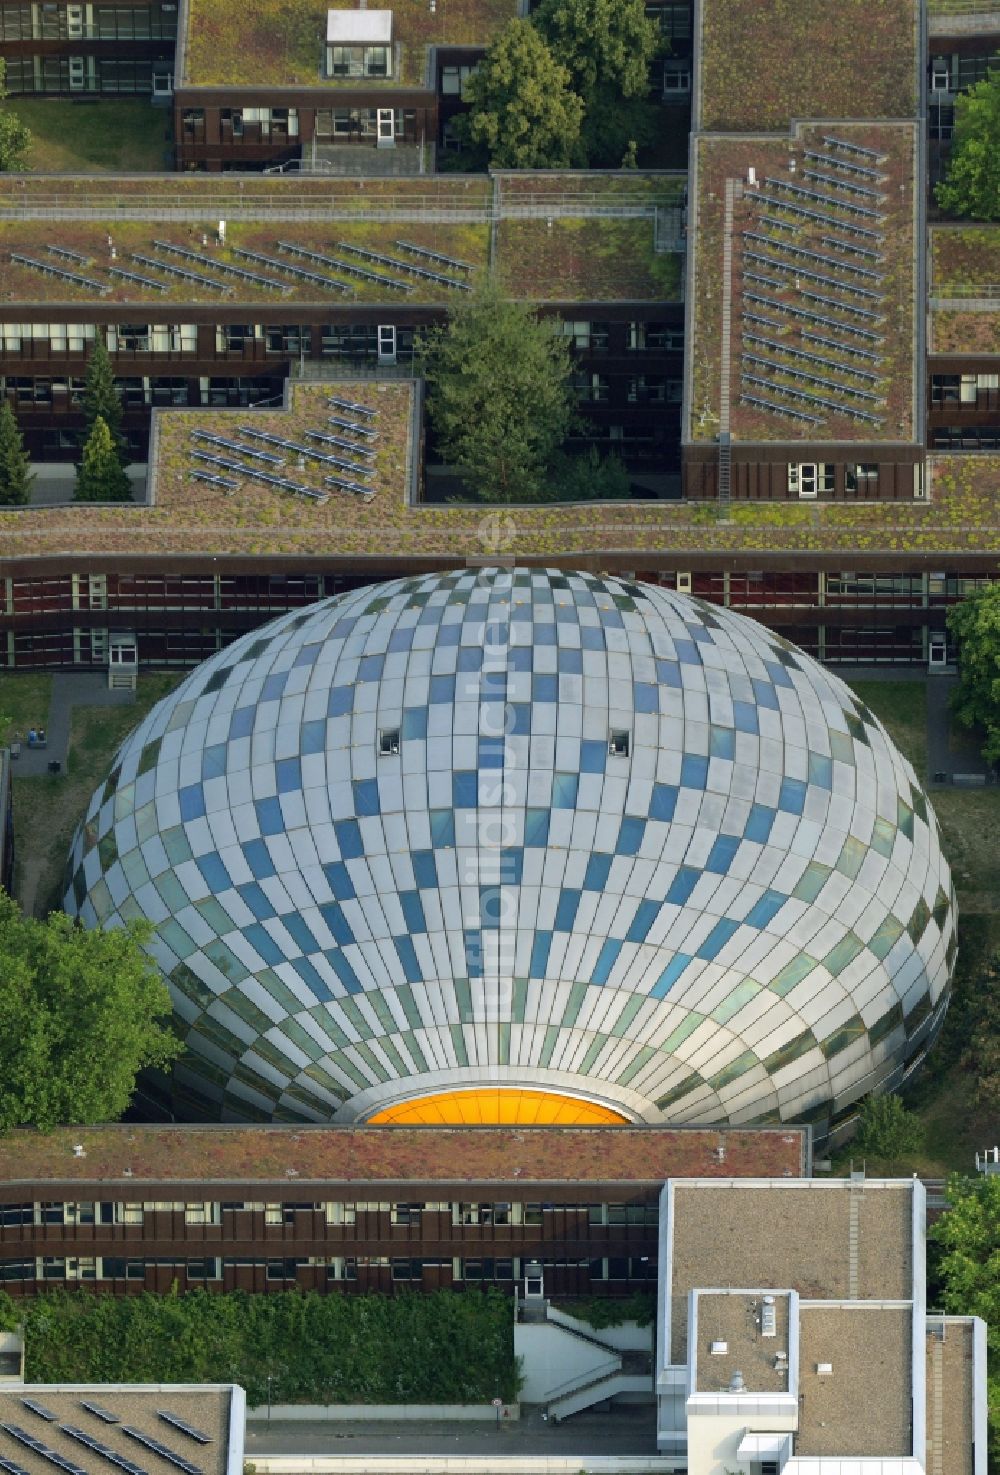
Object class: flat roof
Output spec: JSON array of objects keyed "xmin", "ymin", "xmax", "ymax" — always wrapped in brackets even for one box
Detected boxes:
[
  {"xmin": 0, "ymin": 1124, "xmax": 806, "ymax": 1188},
  {"xmin": 930, "ymin": 224, "xmax": 1000, "ymax": 355},
  {"xmin": 693, "ymin": 1291, "xmax": 791, "ymax": 1395},
  {"xmin": 927, "ymin": 1319, "xmax": 976, "ymax": 1475},
  {"xmin": 697, "ymin": 0, "xmax": 917, "ymax": 132},
  {"xmin": 668, "ymin": 1180, "xmax": 913, "ymax": 1363},
  {"xmin": 0, "ymin": 173, "xmax": 680, "ymax": 307},
  {"xmin": 0, "ymin": 1387, "xmax": 236, "ymax": 1475},
  {"xmin": 183, "ymin": 0, "xmax": 515, "ymax": 88},
  {"xmin": 5, "ymin": 430, "xmax": 1000, "ymax": 561},
  {"xmin": 796, "ymin": 1304, "xmax": 913, "ymax": 1458},
  {"xmin": 688, "ymin": 123, "xmax": 919, "ymax": 445},
  {"xmin": 327, "ymin": 9, "xmax": 393, "ymax": 44}
]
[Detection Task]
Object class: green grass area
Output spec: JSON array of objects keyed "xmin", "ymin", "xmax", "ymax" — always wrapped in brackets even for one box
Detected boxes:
[
  {"xmin": 0, "ymin": 671, "xmax": 182, "ymax": 918},
  {"xmin": 13, "ymin": 100, "xmax": 170, "ymax": 173},
  {"xmin": 0, "ymin": 674, "xmax": 53, "ymax": 746}
]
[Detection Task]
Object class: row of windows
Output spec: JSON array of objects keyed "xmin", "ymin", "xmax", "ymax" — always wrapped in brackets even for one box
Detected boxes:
[
  {"xmin": 557, "ymin": 321, "xmax": 683, "ymax": 352},
  {"xmin": 788, "ymin": 462, "xmax": 880, "ymax": 497},
  {"xmin": 931, "ymin": 374, "xmax": 1000, "ymax": 405},
  {"xmin": 572, "ymin": 373, "xmax": 681, "ymax": 405},
  {"xmin": 0, "ymin": 1200, "xmax": 658, "ymax": 1228},
  {"xmin": 1, "ymin": 377, "xmax": 279, "ymax": 409},
  {"xmin": 3, "ymin": 56, "xmax": 167, "ymax": 94},
  {"xmin": 0, "ymin": 3, "xmax": 177, "ymax": 41},
  {"xmin": 0, "ymin": 1255, "xmax": 655, "ymax": 1283}
]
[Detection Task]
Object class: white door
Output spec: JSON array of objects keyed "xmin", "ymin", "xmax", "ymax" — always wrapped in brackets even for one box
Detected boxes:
[
  {"xmin": 376, "ymin": 107, "xmax": 395, "ymax": 147},
  {"xmin": 65, "ymin": 4, "xmax": 84, "ymax": 37},
  {"xmin": 68, "ymin": 55, "xmax": 86, "ymax": 90},
  {"xmin": 928, "ymin": 631, "xmax": 948, "ymax": 670},
  {"xmin": 523, "ymin": 1260, "xmax": 544, "ymax": 1299},
  {"xmin": 377, "ymin": 325, "xmax": 396, "ymax": 364}
]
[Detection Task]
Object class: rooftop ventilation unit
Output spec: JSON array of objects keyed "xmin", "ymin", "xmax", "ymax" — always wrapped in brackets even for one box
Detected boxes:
[
  {"xmin": 710, "ymin": 1341, "xmax": 728, "ymax": 1355},
  {"xmin": 761, "ymin": 1296, "xmax": 777, "ymax": 1337},
  {"xmin": 816, "ymin": 1362, "xmax": 833, "ymax": 1375}
]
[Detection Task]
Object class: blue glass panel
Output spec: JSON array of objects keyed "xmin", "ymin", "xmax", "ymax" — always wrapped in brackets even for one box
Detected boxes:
[
  {"xmin": 667, "ymin": 866, "xmax": 700, "ymax": 905},
  {"xmin": 533, "ymin": 624, "xmax": 556, "ymax": 646},
  {"xmin": 202, "ymin": 743, "xmax": 228, "ymax": 780},
  {"xmin": 581, "ymin": 626, "xmax": 605, "ymax": 651},
  {"xmin": 706, "ymin": 834, "xmax": 740, "ymax": 874},
  {"xmin": 555, "ymin": 888, "xmax": 582, "ymax": 932},
  {"xmin": 358, "ymin": 654, "xmax": 384, "ymax": 682},
  {"xmin": 558, "ymin": 648, "xmax": 583, "ymax": 674},
  {"xmin": 430, "ymin": 809, "xmax": 456, "ymax": 847},
  {"xmin": 533, "ymin": 673, "xmax": 558, "ymax": 703},
  {"xmin": 529, "ymin": 930, "xmax": 553, "ymax": 978},
  {"xmin": 655, "ymin": 659, "xmax": 682, "ymax": 688},
  {"xmin": 238, "ymin": 882, "xmax": 275, "ymax": 921},
  {"xmin": 673, "ymin": 638, "xmax": 701, "ymax": 665},
  {"xmin": 650, "ymin": 952, "xmax": 692, "ymax": 1000},
  {"xmin": 580, "ymin": 740, "xmax": 607, "ymax": 774},
  {"xmin": 300, "ymin": 719, "xmax": 326, "ymax": 755},
  {"xmin": 685, "ymin": 622, "xmax": 713, "ymax": 644},
  {"xmin": 680, "ymin": 754, "xmax": 709, "ymax": 789},
  {"xmin": 291, "ymin": 955, "xmax": 332, "ymax": 1002},
  {"xmin": 633, "ymin": 682, "xmax": 659, "ymax": 714},
  {"xmin": 353, "ymin": 778, "xmax": 380, "ymax": 816},
  {"xmin": 255, "ymin": 797, "xmax": 284, "ymax": 835},
  {"xmin": 464, "ymin": 928, "xmax": 483, "ymax": 978},
  {"xmin": 334, "ymin": 818, "xmax": 363, "ymax": 859},
  {"xmin": 388, "ymin": 627, "xmax": 415, "ymax": 653},
  {"xmin": 261, "ymin": 672, "xmax": 288, "ymax": 702},
  {"xmin": 616, "ymin": 816, "xmax": 646, "ymax": 855},
  {"xmin": 430, "ymin": 674, "xmax": 456, "ymax": 704},
  {"xmin": 179, "ymin": 784, "xmax": 206, "ymax": 821},
  {"xmin": 498, "ymin": 847, "xmax": 523, "ymax": 885},
  {"xmin": 436, "ymin": 622, "xmax": 461, "ymax": 647},
  {"xmin": 399, "ymin": 890, "xmax": 427, "ymax": 934},
  {"xmin": 524, "ymin": 808, "xmax": 550, "ymax": 847},
  {"xmin": 627, "ymin": 898, "xmax": 660, "ymax": 943},
  {"xmin": 326, "ymin": 950, "xmax": 362, "ymax": 995},
  {"xmin": 319, "ymin": 901, "xmax": 354, "ymax": 945},
  {"xmin": 411, "ymin": 849, "xmax": 438, "ymax": 889},
  {"xmin": 332, "ymin": 616, "xmax": 357, "ymax": 637},
  {"xmin": 552, "ymin": 772, "xmax": 579, "ymax": 809},
  {"xmin": 751, "ymin": 679, "xmax": 780, "ymax": 711},
  {"xmin": 745, "ymin": 889, "xmax": 787, "ymax": 929},
  {"xmin": 276, "ymin": 757, "xmax": 302, "ymax": 795},
  {"xmin": 282, "ymin": 913, "xmax": 320, "ymax": 955},
  {"xmin": 778, "ymin": 777, "xmax": 807, "ymax": 815},
  {"xmin": 509, "ymin": 647, "xmax": 533, "ymax": 672},
  {"xmin": 733, "ymin": 701, "xmax": 759, "ymax": 735},
  {"xmin": 763, "ymin": 660, "xmax": 794, "ymax": 688},
  {"xmin": 453, "ymin": 771, "xmax": 478, "ymax": 808},
  {"xmin": 508, "ymin": 703, "xmax": 531, "ymax": 735},
  {"xmin": 808, "ymin": 752, "xmax": 833, "ymax": 790},
  {"xmin": 245, "ymin": 923, "xmax": 284, "ymax": 967},
  {"xmin": 229, "ymin": 706, "xmax": 255, "ymax": 740},
  {"xmin": 592, "ymin": 939, "xmax": 622, "ymax": 986},
  {"xmin": 697, "ymin": 918, "xmax": 740, "ymax": 961},
  {"xmin": 323, "ymin": 861, "xmax": 355, "ymax": 901},
  {"xmin": 457, "ymin": 646, "xmax": 484, "ymax": 671},
  {"xmin": 394, "ymin": 934, "xmax": 422, "ymax": 984},
  {"xmin": 327, "ymin": 686, "xmax": 353, "ymax": 718},
  {"xmin": 293, "ymin": 642, "xmax": 322, "ymax": 668},
  {"xmin": 244, "ymin": 838, "xmax": 275, "ymax": 880},
  {"xmin": 649, "ymin": 783, "xmax": 678, "ymax": 822},
  {"xmin": 478, "ymin": 739, "xmax": 505, "ymax": 769},
  {"xmin": 402, "ymin": 707, "xmax": 428, "ymax": 740},
  {"xmin": 710, "ymin": 725, "xmax": 735, "ymax": 760},
  {"xmin": 197, "ymin": 852, "xmax": 232, "ymax": 894},
  {"xmin": 583, "ymin": 852, "xmax": 613, "ymax": 891},
  {"xmin": 481, "ymin": 670, "xmax": 506, "ymax": 702},
  {"xmin": 599, "ymin": 607, "xmax": 624, "ymax": 629},
  {"xmin": 744, "ymin": 803, "xmax": 775, "ymax": 844}
]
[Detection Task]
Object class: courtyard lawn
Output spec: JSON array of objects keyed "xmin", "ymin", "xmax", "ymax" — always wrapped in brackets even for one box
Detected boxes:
[{"xmin": 13, "ymin": 99, "xmax": 170, "ymax": 173}]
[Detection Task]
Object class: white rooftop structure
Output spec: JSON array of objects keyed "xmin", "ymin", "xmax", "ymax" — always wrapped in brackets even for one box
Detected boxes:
[{"xmin": 326, "ymin": 9, "xmax": 393, "ymax": 44}]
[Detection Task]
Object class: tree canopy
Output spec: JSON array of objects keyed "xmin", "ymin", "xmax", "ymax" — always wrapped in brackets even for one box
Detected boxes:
[
  {"xmin": 931, "ymin": 1174, "xmax": 1000, "ymax": 1455},
  {"xmin": 947, "ymin": 582, "xmax": 1000, "ymax": 762},
  {"xmin": 852, "ymin": 1092, "xmax": 923, "ymax": 1167},
  {"xmin": 0, "ymin": 894, "xmax": 180, "ymax": 1129},
  {"xmin": 420, "ymin": 283, "xmax": 576, "ymax": 501},
  {"xmin": 532, "ymin": 0, "xmax": 658, "ymax": 103},
  {"xmin": 937, "ymin": 71, "xmax": 1000, "ymax": 219},
  {"xmin": 0, "ymin": 61, "xmax": 30, "ymax": 174},
  {"xmin": 82, "ymin": 331, "xmax": 128, "ymax": 465},
  {"xmin": 75, "ymin": 415, "xmax": 133, "ymax": 503},
  {"xmin": 0, "ymin": 400, "xmax": 32, "ymax": 506},
  {"xmin": 457, "ymin": 19, "xmax": 584, "ymax": 169}
]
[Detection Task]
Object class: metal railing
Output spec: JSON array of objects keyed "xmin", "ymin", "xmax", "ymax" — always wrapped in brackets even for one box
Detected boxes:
[{"xmin": 931, "ymin": 282, "xmax": 1000, "ymax": 298}]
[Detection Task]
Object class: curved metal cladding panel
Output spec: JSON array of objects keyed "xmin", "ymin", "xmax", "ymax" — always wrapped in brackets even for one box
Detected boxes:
[{"xmin": 64, "ymin": 569, "xmax": 956, "ymax": 1128}]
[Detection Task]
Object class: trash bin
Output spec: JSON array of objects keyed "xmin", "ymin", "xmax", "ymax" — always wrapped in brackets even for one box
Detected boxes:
[
  {"xmin": 9, "ymin": 742, "xmax": 20, "ymax": 760},
  {"xmin": 47, "ymin": 759, "xmax": 61, "ymax": 775}
]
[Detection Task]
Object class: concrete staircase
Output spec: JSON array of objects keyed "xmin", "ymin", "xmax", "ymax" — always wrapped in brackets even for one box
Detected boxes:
[
  {"xmin": 516, "ymin": 1304, "xmax": 652, "ymax": 1422},
  {"xmin": 547, "ymin": 1347, "xmax": 653, "ymax": 1422}
]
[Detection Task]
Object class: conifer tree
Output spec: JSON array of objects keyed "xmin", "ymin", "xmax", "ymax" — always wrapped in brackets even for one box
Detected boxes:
[
  {"xmin": 74, "ymin": 415, "xmax": 132, "ymax": 503},
  {"xmin": 82, "ymin": 331, "xmax": 128, "ymax": 466},
  {"xmin": 0, "ymin": 400, "xmax": 32, "ymax": 506}
]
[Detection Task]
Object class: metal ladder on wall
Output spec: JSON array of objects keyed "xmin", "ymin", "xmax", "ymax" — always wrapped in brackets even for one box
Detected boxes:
[{"xmin": 717, "ymin": 179, "xmax": 739, "ymax": 519}]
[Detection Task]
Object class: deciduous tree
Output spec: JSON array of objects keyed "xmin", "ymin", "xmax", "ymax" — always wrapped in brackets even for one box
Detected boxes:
[
  {"xmin": 532, "ymin": 0, "xmax": 658, "ymax": 103},
  {"xmin": 937, "ymin": 71, "xmax": 1000, "ymax": 219},
  {"xmin": 0, "ymin": 893, "xmax": 180, "ymax": 1129},
  {"xmin": 931, "ymin": 1175, "xmax": 1000, "ymax": 1458},
  {"xmin": 947, "ymin": 582, "xmax": 1000, "ymax": 762},
  {"xmin": 457, "ymin": 20, "xmax": 584, "ymax": 169},
  {"xmin": 419, "ymin": 283, "xmax": 575, "ymax": 501},
  {"xmin": 82, "ymin": 330, "xmax": 128, "ymax": 465},
  {"xmin": 853, "ymin": 1092, "xmax": 923, "ymax": 1166},
  {"xmin": 0, "ymin": 400, "xmax": 32, "ymax": 506},
  {"xmin": 0, "ymin": 61, "xmax": 31, "ymax": 174},
  {"xmin": 74, "ymin": 415, "xmax": 133, "ymax": 503}
]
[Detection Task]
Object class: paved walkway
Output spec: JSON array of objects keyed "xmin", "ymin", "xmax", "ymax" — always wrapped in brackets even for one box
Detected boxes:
[
  {"xmin": 246, "ymin": 1409, "xmax": 657, "ymax": 1458},
  {"xmin": 926, "ymin": 676, "xmax": 995, "ymax": 786},
  {"xmin": 9, "ymin": 671, "xmax": 135, "ymax": 777}
]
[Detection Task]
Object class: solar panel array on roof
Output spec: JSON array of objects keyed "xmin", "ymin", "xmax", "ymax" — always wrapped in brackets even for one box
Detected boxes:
[
  {"xmin": 803, "ymin": 150, "xmax": 885, "ymax": 182},
  {"xmin": 0, "ymin": 1457, "xmax": 31, "ymax": 1475},
  {"xmin": 741, "ymin": 392, "xmax": 821, "ymax": 425},
  {"xmin": 153, "ymin": 242, "xmax": 290, "ymax": 293},
  {"xmin": 47, "ymin": 245, "xmax": 92, "ymax": 266},
  {"xmin": 21, "ymin": 1403, "xmax": 56, "ymax": 1423},
  {"xmin": 79, "ymin": 1405, "xmax": 120, "ymax": 1427},
  {"xmin": 154, "ymin": 1416, "xmax": 211, "ymax": 1449},
  {"xmin": 394, "ymin": 240, "xmax": 477, "ymax": 273},
  {"xmin": 11, "ymin": 252, "xmax": 106, "ymax": 293},
  {"xmin": 109, "ymin": 267, "xmax": 168, "ymax": 294},
  {"xmin": 325, "ymin": 473, "xmax": 375, "ymax": 500},
  {"xmin": 276, "ymin": 242, "xmax": 412, "ymax": 293},
  {"xmin": 131, "ymin": 254, "xmax": 232, "ymax": 293},
  {"xmin": 743, "ymin": 233, "xmax": 880, "ymax": 282},
  {"xmin": 822, "ymin": 134, "xmax": 888, "ymax": 162},
  {"xmin": 327, "ymin": 396, "xmax": 377, "ymax": 419},
  {"xmin": 304, "ymin": 429, "xmax": 377, "ymax": 459},
  {"xmin": 326, "ymin": 414, "xmax": 378, "ymax": 440},
  {"xmin": 801, "ymin": 330, "xmax": 880, "ymax": 364},
  {"xmin": 190, "ymin": 430, "xmax": 283, "ymax": 465},
  {"xmin": 743, "ymin": 252, "xmax": 880, "ymax": 299},
  {"xmin": 230, "ymin": 247, "xmax": 353, "ymax": 294},
  {"xmin": 186, "ymin": 448, "xmax": 328, "ymax": 503},
  {"xmin": 62, "ymin": 1425, "xmax": 148, "ymax": 1475},
  {"xmin": 121, "ymin": 1428, "xmax": 202, "ymax": 1475},
  {"xmin": 801, "ymin": 168, "xmax": 884, "ymax": 201},
  {"xmin": 334, "ymin": 241, "xmax": 471, "ymax": 291},
  {"xmin": 821, "ymin": 234, "xmax": 881, "ymax": 262},
  {"xmin": 743, "ymin": 333, "xmax": 879, "ymax": 383},
  {"xmin": 1, "ymin": 1425, "xmax": 87, "ymax": 1475}
]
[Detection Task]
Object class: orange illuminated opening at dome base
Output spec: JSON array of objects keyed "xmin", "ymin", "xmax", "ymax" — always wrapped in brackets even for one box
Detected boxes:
[{"xmin": 367, "ymin": 1089, "xmax": 629, "ymax": 1126}]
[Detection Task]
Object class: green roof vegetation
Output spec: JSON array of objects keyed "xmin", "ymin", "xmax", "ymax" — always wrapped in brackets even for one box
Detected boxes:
[
  {"xmin": 929, "ymin": 225, "xmax": 1000, "ymax": 352},
  {"xmin": 698, "ymin": 0, "xmax": 916, "ymax": 131},
  {"xmin": 184, "ymin": 0, "xmax": 517, "ymax": 87}
]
